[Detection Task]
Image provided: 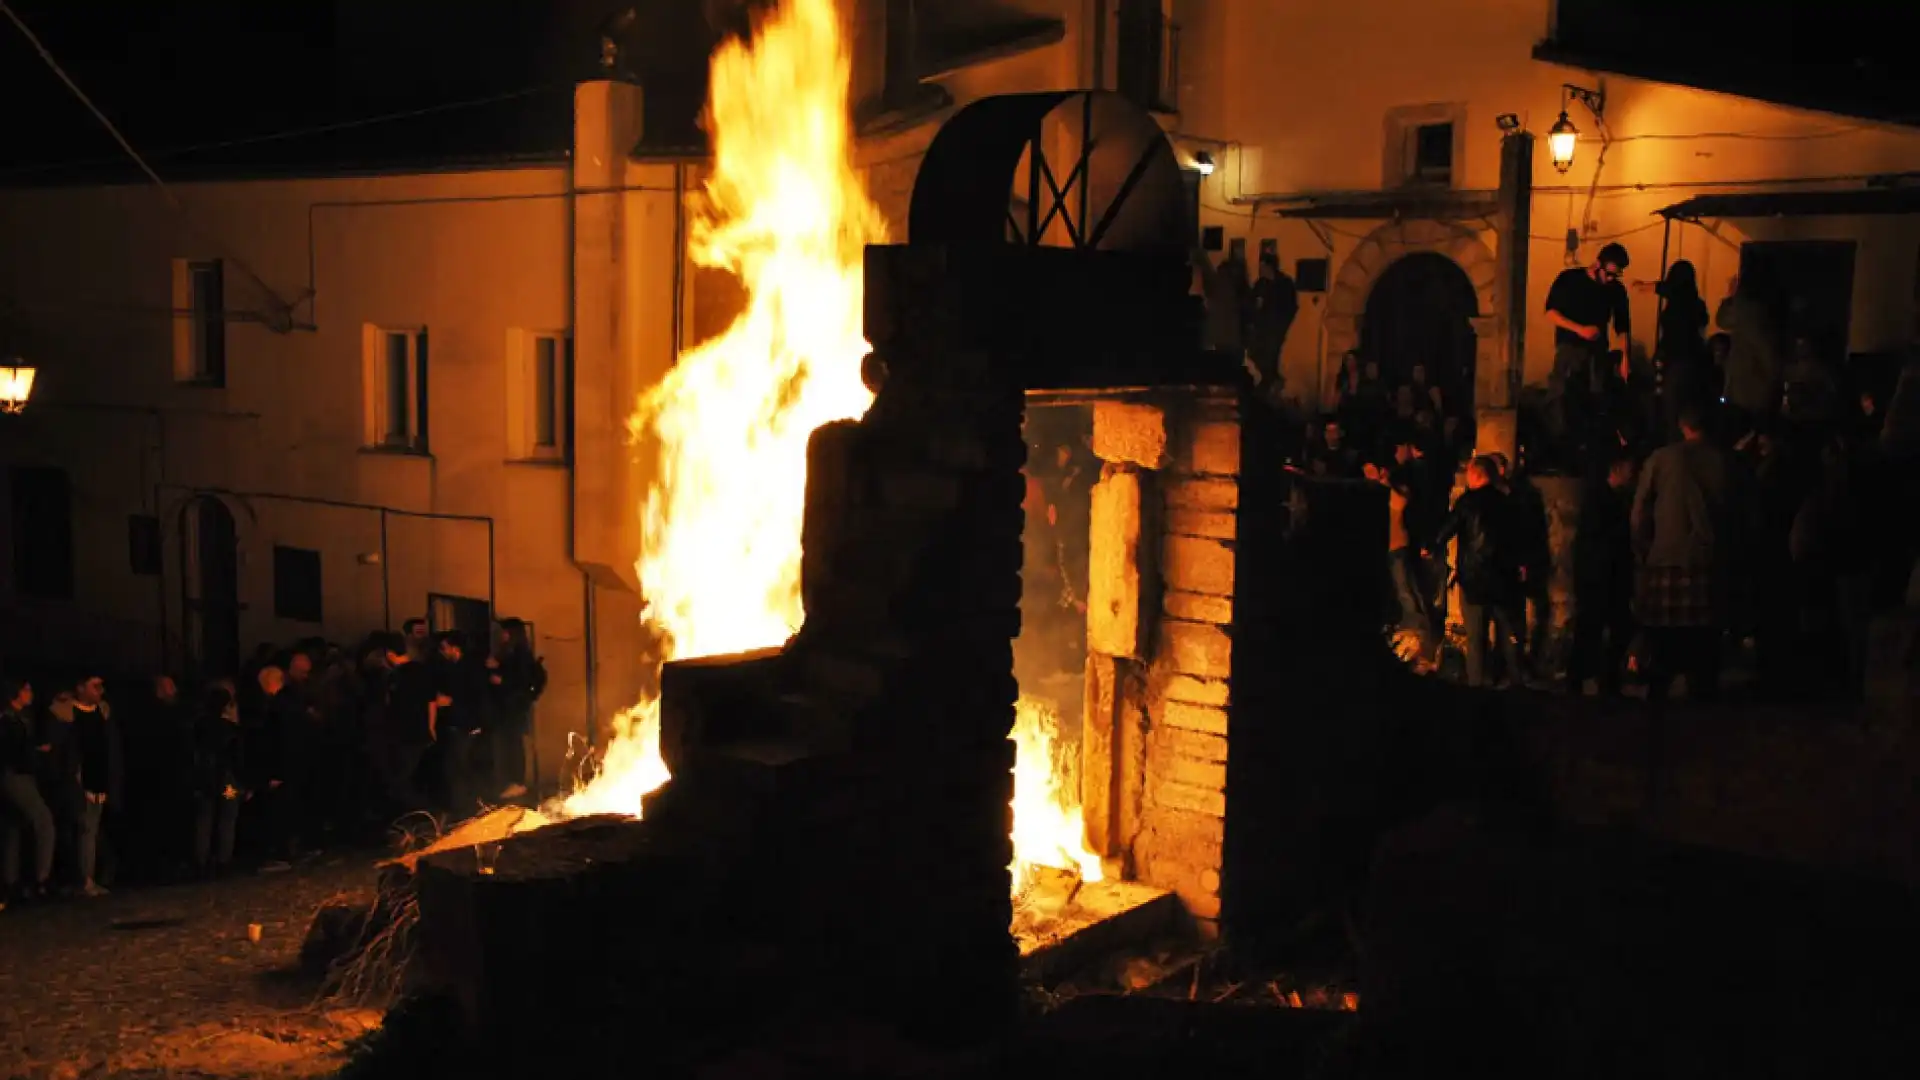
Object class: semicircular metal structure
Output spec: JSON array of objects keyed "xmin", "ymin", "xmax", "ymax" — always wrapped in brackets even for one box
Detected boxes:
[{"xmin": 909, "ymin": 90, "xmax": 1191, "ymax": 257}]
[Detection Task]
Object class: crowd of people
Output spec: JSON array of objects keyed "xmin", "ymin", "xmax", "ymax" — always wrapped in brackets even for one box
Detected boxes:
[
  {"xmin": 1309, "ymin": 243, "xmax": 1902, "ymax": 700},
  {"xmin": 0, "ymin": 618, "xmax": 545, "ymax": 910}
]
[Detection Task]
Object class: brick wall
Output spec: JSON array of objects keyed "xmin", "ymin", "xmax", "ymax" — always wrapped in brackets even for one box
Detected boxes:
[{"xmin": 1082, "ymin": 392, "xmax": 1244, "ymax": 931}]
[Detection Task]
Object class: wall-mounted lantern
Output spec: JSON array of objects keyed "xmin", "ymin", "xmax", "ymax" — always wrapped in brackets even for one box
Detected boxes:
[
  {"xmin": 1191, "ymin": 150, "xmax": 1216, "ymax": 176},
  {"xmin": 1548, "ymin": 83, "xmax": 1605, "ymax": 174},
  {"xmin": 0, "ymin": 358, "xmax": 34, "ymax": 414}
]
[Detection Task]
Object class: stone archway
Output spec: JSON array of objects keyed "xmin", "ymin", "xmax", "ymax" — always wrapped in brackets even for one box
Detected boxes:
[{"xmin": 1322, "ymin": 220, "xmax": 1509, "ymax": 449}]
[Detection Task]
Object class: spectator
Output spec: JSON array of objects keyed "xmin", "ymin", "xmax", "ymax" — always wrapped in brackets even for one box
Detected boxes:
[
  {"xmin": 1545, "ymin": 243, "xmax": 1633, "ymax": 471},
  {"xmin": 63, "ymin": 675, "xmax": 121, "ymax": 897},
  {"xmin": 432, "ymin": 631, "xmax": 489, "ymax": 816},
  {"xmin": 1435, "ymin": 456, "xmax": 1526, "ymax": 688},
  {"xmin": 119, "ymin": 675, "xmax": 192, "ymax": 883},
  {"xmin": 1656, "ymin": 260, "xmax": 1711, "ymax": 440},
  {"xmin": 379, "ymin": 637, "xmax": 437, "ymax": 814},
  {"xmin": 1568, "ymin": 455, "xmax": 1638, "ymax": 698},
  {"xmin": 1632, "ymin": 406, "xmax": 1737, "ymax": 702},
  {"xmin": 2, "ymin": 678, "xmax": 55, "ymax": 903},
  {"xmin": 191, "ymin": 685, "xmax": 245, "ymax": 879},
  {"xmin": 489, "ymin": 619, "xmax": 547, "ymax": 801},
  {"xmin": 245, "ymin": 665, "xmax": 297, "ymax": 871},
  {"xmin": 1247, "ymin": 250, "xmax": 1299, "ymax": 396},
  {"xmin": 1311, "ymin": 418, "xmax": 1361, "ymax": 479},
  {"xmin": 1716, "ymin": 274, "xmax": 1783, "ymax": 434}
]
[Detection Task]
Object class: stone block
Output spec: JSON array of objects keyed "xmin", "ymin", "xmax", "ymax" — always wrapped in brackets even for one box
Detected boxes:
[
  {"xmin": 1165, "ymin": 477, "xmax": 1239, "ymax": 512},
  {"xmin": 1166, "ymin": 508, "xmax": 1237, "ymax": 540},
  {"xmin": 1152, "ymin": 753, "xmax": 1227, "ymax": 792},
  {"xmin": 1163, "ymin": 536, "xmax": 1235, "ymax": 598},
  {"xmin": 1092, "ymin": 401, "xmax": 1170, "ymax": 469},
  {"xmin": 1154, "ymin": 726, "xmax": 1228, "ymax": 763},
  {"xmin": 1160, "ymin": 619, "xmax": 1233, "ymax": 678},
  {"xmin": 1083, "ymin": 654, "xmax": 1119, "ymax": 855},
  {"xmin": 1177, "ymin": 420, "xmax": 1242, "ymax": 478},
  {"xmin": 1165, "ymin": 590, "xmax": 1233, "ymax": 625},
  {"xmin": 1087, "ymin": 469, "xmax": 1146, "ymax": 658},
  {"xmin": 1161, "ymin": 673, "xmax": 1230, "ymax": 707},
  {"xmin": 1161, "ymin": 700, "xmax": 1229, "ymax": 736},
  {"xmin": 1155, "ymin": 779, "xmax": 1227, "ymax": 817}
]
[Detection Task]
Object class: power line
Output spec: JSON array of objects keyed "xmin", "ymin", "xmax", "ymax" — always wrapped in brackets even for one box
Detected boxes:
[
  {"xmin": 0, "ymin": 84, "xmax": 569, "ymax": 181},
  {"xmin": 1, "ymin": 0, "xmax": 296, "ymax": 325}
]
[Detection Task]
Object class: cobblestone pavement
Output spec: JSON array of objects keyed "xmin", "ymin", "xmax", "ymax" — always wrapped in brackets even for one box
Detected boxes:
[{"xmin": 0, "ymin": 852, "xmax": 384, "ymax": 1080}]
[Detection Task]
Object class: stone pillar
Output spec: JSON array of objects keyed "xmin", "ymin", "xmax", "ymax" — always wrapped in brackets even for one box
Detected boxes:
[{"xmin": 1481, "ymin": 131, "xmax": 1533, "ymax": 463}]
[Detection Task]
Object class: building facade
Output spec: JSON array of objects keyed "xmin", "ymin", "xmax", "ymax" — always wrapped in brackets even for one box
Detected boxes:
[{"xmin": 4, "ymin": 0, "xmax": 1918, "ymax": 782}]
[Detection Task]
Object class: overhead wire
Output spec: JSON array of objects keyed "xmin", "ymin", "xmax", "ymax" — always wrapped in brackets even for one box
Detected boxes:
[
  {"xmin": 1, "ymin": 0, "xmax": 298, "ymax": 327},
  {"xmin": 0, "ymin": 83, "xmax": 570, "ymax": 181}
]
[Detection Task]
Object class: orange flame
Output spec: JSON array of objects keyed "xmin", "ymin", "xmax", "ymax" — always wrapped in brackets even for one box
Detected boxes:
[
  {"xmin": 550, "ymin": 0, "xmax": 1101, "ymax": 902},
  {"xmin": 1009, "ymin": 695, "xmax": 1104, "ymax": 893},
  {"xmin": 553, "ymin": 0, "xmax": 882, "ymax": 819}
]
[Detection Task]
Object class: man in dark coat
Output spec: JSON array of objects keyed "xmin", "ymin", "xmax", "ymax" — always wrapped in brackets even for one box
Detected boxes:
[
  {"xmin": 1632, "ymin": 406, "xmax": 1738, "ymax": 702},
  {"xmin": 1435, "ymin": 456, "xmax": 1526, "ymax": 687},
  {"xmin": 1568, "ymin": 454, "xmax": 1638, "ymax": 697}
]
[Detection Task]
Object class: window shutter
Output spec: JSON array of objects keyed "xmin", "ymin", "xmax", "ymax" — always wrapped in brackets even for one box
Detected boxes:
[
  {"xmin": 415, "ymin": 330, "xmax": 430, "ymax": 451},
  {"xmin": 171, "ymin": 260, "xmax": 194, "ymax": 380},
  {"xmin": 204, "ymin": 260, "xmax": 227, "ymax": 385},
  {"xmin": 361, "ymin": 324, "xmax": 383, "ymax": 445},
  {"xmin": 505, "ymin": 328, "xmax": 529, "ymax": 458}
]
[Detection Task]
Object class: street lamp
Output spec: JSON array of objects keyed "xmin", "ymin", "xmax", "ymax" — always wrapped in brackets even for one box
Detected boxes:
[
  {"xmin": 0, "ymin": 358, "xmax": 33, "ymax": 414},
  {"xmin": 1548, "ymin": 112, "xmax": 1580, "ymax": 173},
  {"xmin": 1548, "ymin": 83, "xmax": 1606, "ymax": 174}
]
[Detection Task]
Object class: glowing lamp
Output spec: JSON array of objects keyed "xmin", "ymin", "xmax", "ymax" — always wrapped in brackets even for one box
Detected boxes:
[
  {"xmin": 1192, "ymin": 150, "xmax": 1216, "ymax": 176},
  {"xmin": 0, "ymin": 360, "xmax": 34, "ymax": 414},
  {"xmin": 1548, "ymin": 112, "xmax": 1579, "ymax": 173}
]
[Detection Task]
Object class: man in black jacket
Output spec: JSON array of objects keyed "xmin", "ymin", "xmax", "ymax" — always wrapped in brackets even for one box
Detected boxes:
[
  {"xmin": 65, "ymin": 674, "xmax": 122, "ymax": 896},
  {"xmin": 1435, "ymin": 457, "xmax": 1526, "ymax": 688},
  {"xmin": 433, "ymin": 631, "xmax": 489, "ymax": 817},
  {"xmin": 488, "ymin": 619, "xmax": 546, "ymax": 801},
  {"xmin": 1568, "ymin": 454, "xmax": 1639, "ymax": 697}
]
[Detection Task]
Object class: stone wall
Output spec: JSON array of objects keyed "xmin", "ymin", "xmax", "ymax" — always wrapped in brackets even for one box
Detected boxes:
[{"xmin": 1081, "ymin": 392, "xmax": 1242, "ymax": 931}]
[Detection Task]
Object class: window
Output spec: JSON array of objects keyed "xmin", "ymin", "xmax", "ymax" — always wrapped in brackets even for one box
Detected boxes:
[
  {"xmin": 8, "ymin": 467, "xmax": 74, "ymax": 599},
  {"xmin": 1116, "ymin": 0, "xmax": 1178, "ymax": 113},
  {"xmin": 128, "ymin": 514, "xmax": 161, "ymax": 576},
  {"xmin": 272, "ymin": 545, "xmax": 323, "ymax": 623},
  {"xmin": 1383, "ymin": 104, "xmax": 1465, "ymax": 189},
  {"xmin": 363, "ymin": 325, "xmax": 429, "ymax": 452},
  {"xmin": 172, "ymin": 258, "xmax": 226, "ymax": 385},
  {"xmin": 508, "ymin": 330, "xmax": 569, "ymax": 461},
  {"xmin": 1412, "ymin": 122, "xmax": 1454, "ymax": 185}
]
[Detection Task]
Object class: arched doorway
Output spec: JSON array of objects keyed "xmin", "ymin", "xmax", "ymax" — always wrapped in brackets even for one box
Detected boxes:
[
  {"xmin": 180, "ymin": 496, "xmax": 240, "ymax": 679},
  {"xmin": 1359, "ymin": 251, "xmax": 1480, "ymax": 423}
]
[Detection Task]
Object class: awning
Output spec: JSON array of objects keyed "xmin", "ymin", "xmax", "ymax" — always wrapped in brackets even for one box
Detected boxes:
[{"xmin": 1655, "ymin": 187, "xmax": 1920, "ymax": 220}]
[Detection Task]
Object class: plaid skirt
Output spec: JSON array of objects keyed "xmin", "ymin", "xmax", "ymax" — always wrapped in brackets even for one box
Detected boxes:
[{"xmin": 1635, "ymin": 565, "xmax": 1719, "ymax": 628}]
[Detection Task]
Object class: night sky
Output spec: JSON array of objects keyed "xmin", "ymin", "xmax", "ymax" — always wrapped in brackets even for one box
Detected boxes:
[
  {"xmin": 3, "ymin": 0, "xmax": 1916, "ymax": 181},
  {"xmin": 0, "ymin": 0, "xmax": 686, "ymax": 179}
]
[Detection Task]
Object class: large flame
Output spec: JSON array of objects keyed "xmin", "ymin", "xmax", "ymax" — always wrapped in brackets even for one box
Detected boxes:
[
  {"xmin": 554, "ymin": 0, "xmax": 880, "ymax": 819},
  {"xmin": 1009, "ymin": 695, "xmax": 1105, "ymax": 893},
  {"xmin": 550, "ymin": 0, "xmax": 1102, "ymax": 902}
]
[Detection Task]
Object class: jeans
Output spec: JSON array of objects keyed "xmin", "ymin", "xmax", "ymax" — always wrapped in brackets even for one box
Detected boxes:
[
  {"xmin": 77, "ymin": 795, "xmax": 105, "ymax": 885},
  {"xmin": 193, "ymin": 793, "xmax": 240, "ymax": 871},
  {"xmin": 493, "ymin": 725, "xmax": 529, "ymax": 794},
  {"xmin": 1462, "ymin": 601, "xmax": 1525, "ymax": 688},
  {"xmin": 1389, "ymin": 548, "xmax": 1431, "ymax": 631},
  {"xmin": 1, "ymin": 771, "xmax": 55, "ymax": 887}
]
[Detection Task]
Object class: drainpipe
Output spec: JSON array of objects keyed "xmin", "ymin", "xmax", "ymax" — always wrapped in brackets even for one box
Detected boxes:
[{"xmin": 568, "ymin": 141, "xmax": 596, "ymax": 771}]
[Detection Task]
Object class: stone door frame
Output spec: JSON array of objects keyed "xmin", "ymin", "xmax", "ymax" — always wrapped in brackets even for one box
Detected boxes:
[{"xmin": 1320, "ymin": 219, "xmax": 1508, "ymax": 433}]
